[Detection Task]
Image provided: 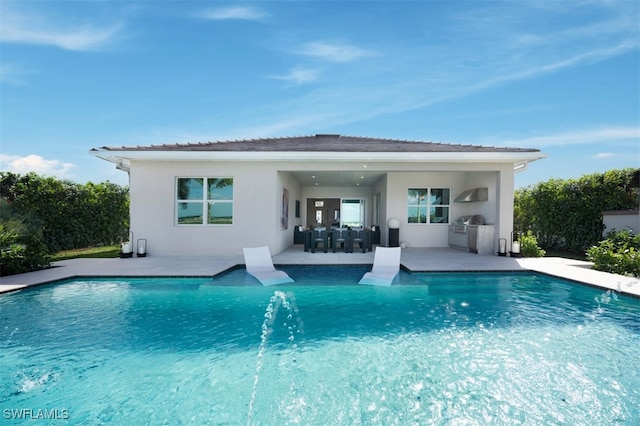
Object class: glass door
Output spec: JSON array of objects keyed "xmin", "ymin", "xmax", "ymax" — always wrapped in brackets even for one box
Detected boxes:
[
  {"xmin": 340, "ymin": 198, "xmax": 364, "ymax": 228},
  {"xmin": 306, "ymin": 198, "xmax": 340, "ymax": 227}
]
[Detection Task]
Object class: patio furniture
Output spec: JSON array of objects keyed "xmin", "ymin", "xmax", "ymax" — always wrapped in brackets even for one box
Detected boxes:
[
  {"xmin": 332, "ymin": 228, "xmax": 351, "ymax": 253},
  {"xmin": 242, "ymin": 246, "xmax": 294, "ymax": 286},
  {"xmin": 293, "ymin": 225, "xmax": 306, "ymax": 244},
  {"xmin": 349, "ymin": 229, "xmax": 371, "ymax": 253},
  {"xmin": 310, "ymin": 229, "xmax": 329, "ymax": 253},
  {"xmin": 358, "ymin": 247, "xmax": 402, "ymax": 286},
  {"xmin": 371, "ymin": 225, "xmax": 380, "ymax": 244}
]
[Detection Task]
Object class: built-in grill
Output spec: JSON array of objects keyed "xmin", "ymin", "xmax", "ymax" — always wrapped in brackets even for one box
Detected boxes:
[
  {"xmin": 451, "ymin": 215, "xmax": 485, "ymax": 233},
  {"xmin": 448, "ymin": 215, "xmax": 485, "ymax": 251}
]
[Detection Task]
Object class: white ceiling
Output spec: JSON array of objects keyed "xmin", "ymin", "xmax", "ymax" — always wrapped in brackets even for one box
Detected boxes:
[{"xmin": 289, "ymin": 170, "xmax": 386, "ymax": 187}]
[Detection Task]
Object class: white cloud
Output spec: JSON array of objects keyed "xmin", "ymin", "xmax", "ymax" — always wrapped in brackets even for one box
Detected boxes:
[
  {"xmin": 0, "ymin": 6, "xmax": 123, "ymax": 51},
  {"xmin": 297, "ymin": 41, "xmax": 375, "ymax": 63},
  {"xmin": 496, "ymin": 126, "xmax": 640, "ymax": 148},
  {"xmin": 0, "ymin": 154, "xmax": 76, "ymax": 178},
  {"xmin": 593, "ymin": 152, "xmax": 615, "ymax": 159},
  {"xmin": 476, "ymin": 41, "xmax": 638, "ymax": 91},
  {"xmin": 264, "ymin": 17, "xmax": 636, "ymax": 133},
  {"xmin": 0, "ymin": 63, "xmax": 34, "ymax": 85},
  {"xmin": 197, "ymin": 6, "xmax": 267, "ymax": 21},
  {"xmin": 269, "ymin": 68, "xmax": 321, "ymax": 85}
]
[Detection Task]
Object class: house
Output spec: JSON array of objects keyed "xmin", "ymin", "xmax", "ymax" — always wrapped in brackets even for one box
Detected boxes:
[
  {"xmin": 602, "ymin": 210, "xmax": 640, "ymax": 236},
  {"xmin": 90, "ymin": 134, "xmax": 545, "ymax": 256}
]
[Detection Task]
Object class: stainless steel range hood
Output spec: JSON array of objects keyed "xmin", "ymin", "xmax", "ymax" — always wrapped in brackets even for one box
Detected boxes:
[{"xmin": 454, "ymin": 188, "xmax": 488, "ymax": 203}]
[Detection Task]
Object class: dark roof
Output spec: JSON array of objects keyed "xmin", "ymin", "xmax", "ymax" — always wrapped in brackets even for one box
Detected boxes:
[{"xmin": 94, "ymin": 134, "xmax": 539, "ymax": 153}]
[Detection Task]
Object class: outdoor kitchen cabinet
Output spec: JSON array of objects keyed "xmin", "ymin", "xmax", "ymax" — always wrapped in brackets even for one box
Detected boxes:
[{"xmin": 468, "ymin": 225, "xmax": 496, "ymax": 255}]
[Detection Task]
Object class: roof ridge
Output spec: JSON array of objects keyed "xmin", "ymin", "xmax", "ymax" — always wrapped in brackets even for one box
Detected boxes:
[{"xmin": 136, "ymin": 134, "xmax": 466, "ymax": 146}]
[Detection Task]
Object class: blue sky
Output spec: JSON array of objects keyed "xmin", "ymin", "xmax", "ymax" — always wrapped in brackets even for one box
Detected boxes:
[{"xmin": 1, "ymin": 0, "xmax": 638, "ymax": 188}]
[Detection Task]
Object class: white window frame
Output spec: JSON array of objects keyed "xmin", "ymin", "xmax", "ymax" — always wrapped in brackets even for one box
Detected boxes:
[
  {"xmin": 340, "ymin": 198, "xmax": 365, "ymax": 228},
  {"xmin": 176, "ymin": 177, "xmax": 234, "ymax": 226},
  {"xmin": 407, "ymin": 187, "xmax": 450, "ymax": 225}
]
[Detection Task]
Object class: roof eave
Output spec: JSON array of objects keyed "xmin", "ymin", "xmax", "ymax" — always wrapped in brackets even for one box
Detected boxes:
[{"xmin": 90, "ymin": 149, "xmax": 546, "ymax": 164}]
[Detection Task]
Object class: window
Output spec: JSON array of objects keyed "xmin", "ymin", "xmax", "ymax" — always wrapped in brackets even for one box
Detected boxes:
[
  {"xmin": 407, "ymin": 188, "xmax": 450, "ymax": 224},
  {"xmin": 341, "ymin": 198, "xmax": 364, "ymax": 227},
  {"xmin": 177, "ymin": 177, "xmax": 233, "ymax": 225}
]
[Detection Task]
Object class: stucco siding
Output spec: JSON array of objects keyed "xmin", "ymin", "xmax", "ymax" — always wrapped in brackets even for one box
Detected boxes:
[
  {"xmin": 496, "ymin": 167, "xmax": 515, "ymax": 252},
  {"xmin": 373, "ymin": 175, "xmax": 389, "ymax": 245},
  {"xmin": 129, "ymin": 161, "xmax": 282, "ymax": 256},
  {"xmin": 386, "ymin": 171, "xmax": 463, "ymax": 248},
  {"xmin": 125, "ymin": 158, "xmax": 516, "ymax": 256},
  {"xmin": 276, "ymin": 172, "xmax": 302, "ymax": 254},
  {"xmin": 383, "ymin": 168, "xmax": 513, "ymax": 250}
]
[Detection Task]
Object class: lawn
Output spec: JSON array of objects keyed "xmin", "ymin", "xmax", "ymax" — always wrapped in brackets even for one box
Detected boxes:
[{"xmin": 51, "ymin": 245, "xmax": 120, "ymax": 261}]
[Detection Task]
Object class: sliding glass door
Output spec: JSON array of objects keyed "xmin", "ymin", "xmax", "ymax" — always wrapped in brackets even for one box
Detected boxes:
[{"xmin": 340, "ymin": 198, "xmax": 365, "ymax": 228}]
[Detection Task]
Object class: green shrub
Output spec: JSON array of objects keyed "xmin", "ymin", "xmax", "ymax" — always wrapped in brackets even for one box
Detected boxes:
[
  {"xmin": 520, "ymin": 230, "xmax": 546, "ymax": 257},
  {"xmin": 0, "ymin": 222, "xmax": 50, "ymax": 276},
  {"xmin": 586, "ymin": 230, "xmax": 640, "ymax": 277}
]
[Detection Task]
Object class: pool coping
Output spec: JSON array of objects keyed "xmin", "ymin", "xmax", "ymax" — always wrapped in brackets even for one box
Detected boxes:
[{"xmin": 1, "ymin": 247, "xmax": 639, "ymax": 298}]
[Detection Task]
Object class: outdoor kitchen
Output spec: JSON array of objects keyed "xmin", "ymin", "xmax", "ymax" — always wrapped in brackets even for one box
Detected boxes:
[{"xmin": 448, "ymin": 188, "xmax": 496, "ymax": 255}]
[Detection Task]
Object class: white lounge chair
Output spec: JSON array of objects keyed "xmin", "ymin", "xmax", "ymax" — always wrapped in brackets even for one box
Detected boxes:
[
  {"xmin": 243, "ymin": 246, "xmax": 294, "ymax": 286},
  {"xmin": 358, "ymin": 247, "xmax": 401, "ymax": 286}
]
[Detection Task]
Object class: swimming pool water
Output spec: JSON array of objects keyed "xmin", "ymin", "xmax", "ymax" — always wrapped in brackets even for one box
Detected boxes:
[{"xmin": 1, "ymin": 267, "xmax": 639, "ymax": 424}]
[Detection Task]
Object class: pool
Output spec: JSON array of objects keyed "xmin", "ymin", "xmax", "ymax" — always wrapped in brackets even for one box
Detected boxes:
[{"xmin": 1, "ymin": 266, "xmax": 639, "ymax": 424}]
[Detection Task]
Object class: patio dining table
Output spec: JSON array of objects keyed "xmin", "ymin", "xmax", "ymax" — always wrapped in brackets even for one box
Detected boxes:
[{"xmin": 304, "ymin": 228, "xmax": 372, "ymax": 253}]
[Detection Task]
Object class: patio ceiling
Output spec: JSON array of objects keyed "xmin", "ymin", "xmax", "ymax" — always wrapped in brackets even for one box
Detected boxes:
[{"xmin": 290, "ymin": 170, "xmax": 386, "ymax": 187}]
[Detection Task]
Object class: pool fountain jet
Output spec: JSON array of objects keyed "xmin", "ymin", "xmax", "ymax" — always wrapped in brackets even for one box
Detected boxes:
[{"xmin": 247, "ymin": 291, "xmax": 303, "ymax": 425}]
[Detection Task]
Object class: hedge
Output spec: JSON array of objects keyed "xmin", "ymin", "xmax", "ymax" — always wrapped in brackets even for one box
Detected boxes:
[
  {"xmin": 0, "ymin": 172, "xmax": 129, "ymax": 253},
  {"xmin": 514, "ymin": 168, "xmax": 639, "ymax": 252}
]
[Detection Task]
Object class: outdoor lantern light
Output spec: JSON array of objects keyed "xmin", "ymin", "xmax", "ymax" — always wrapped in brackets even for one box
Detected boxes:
[
  {"xmin": 137, "ymin": 239, "xmax": 147, "ymax": 257},
  {"xmin": 120, "ymin": 231, "xmax": 134, "ymax": 258},
  {"xmin": 498, "ymin": 238, "xmax": 507, "ymax": 256},
  {"xmin": 510, "ymin": 231, "xmax": 521, "ymax": 257}
]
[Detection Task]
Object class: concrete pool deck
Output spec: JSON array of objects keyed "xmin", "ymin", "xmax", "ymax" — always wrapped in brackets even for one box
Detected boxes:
[{"xmin": 1, "ymin": 246, "xmax": 639, "ymax": 297}]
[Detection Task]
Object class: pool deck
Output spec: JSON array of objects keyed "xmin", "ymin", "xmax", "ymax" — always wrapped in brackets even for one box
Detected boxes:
[{"xmin": 1, "ymin": 246, "xmax": 639, "ymax": 297}]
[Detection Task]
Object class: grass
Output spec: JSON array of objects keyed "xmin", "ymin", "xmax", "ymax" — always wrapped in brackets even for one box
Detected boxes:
[{"xmin": 51, "ymin": 245, "xmax": 121, "ymax": 261}]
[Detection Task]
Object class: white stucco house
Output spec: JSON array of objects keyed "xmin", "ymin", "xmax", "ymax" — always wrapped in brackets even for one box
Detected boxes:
[{"xmin": 90, "ymin": 134, "xmax": 545, "ymax": 256}]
